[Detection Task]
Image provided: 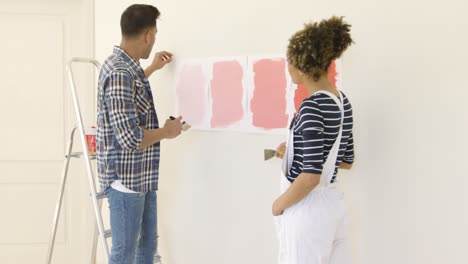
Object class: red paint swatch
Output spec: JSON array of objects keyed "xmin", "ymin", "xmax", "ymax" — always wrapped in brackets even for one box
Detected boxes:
[
  {"xmin": 176, "ymin": 64, "xmax": 207, "ymax": 127},
  {"xmin": 293, "ymin": 61, "xmax": 338, "ymax": 112},
  {"xmin": 294, "ymin": 83, "xmax": 309, "ymax": 113},
  {"xmin": 327, "ymin": 60, "xmax": 337, "ymax": 87},
  {"xmin": 250, "ymin": 59, "xmax": 288, "ymax": 129},
  {"xmin": 210, "ymin": 61, "xmax": 244, "ymax": 128}
]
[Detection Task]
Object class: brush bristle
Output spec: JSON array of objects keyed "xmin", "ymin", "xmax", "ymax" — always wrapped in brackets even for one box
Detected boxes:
[{"xmin": 182, "ymin": 123, "xmax": 191, "ymax": 131}]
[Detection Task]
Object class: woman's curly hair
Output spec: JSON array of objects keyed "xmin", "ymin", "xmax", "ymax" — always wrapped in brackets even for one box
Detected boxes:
[{"xmin": 287, "ymin": 16, "xmax": 353, "ymax": 81}]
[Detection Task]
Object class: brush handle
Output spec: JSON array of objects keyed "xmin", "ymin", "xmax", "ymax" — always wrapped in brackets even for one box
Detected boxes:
[
  {"xmin": 169, "ymin": 116, "xmax": 186, "ymax": 124},
  {"xmin": 170, "ymin": 116, "xmax": 190, "ymax": 131}
]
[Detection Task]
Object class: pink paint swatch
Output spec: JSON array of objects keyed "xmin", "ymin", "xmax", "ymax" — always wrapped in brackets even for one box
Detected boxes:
[
  {"xmin": 293, "ymin": 61, "xmax": 338, "ymax": 112},
  {"xmin": 210, "ymin": 61, "xmax": 244, "ymax": 128},
  {"xmin": 250, "ymin": 59, "xmax": 289, "ymax": 129},
  {"xmin": 176, "ymin": 64, "xmax": 207, "ymax": 127}
]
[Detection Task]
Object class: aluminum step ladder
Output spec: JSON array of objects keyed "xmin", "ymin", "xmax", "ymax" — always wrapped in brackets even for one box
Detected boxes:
[{"xmin": 45, "ymin": 58, "xmax": 162, "ymax": 264}]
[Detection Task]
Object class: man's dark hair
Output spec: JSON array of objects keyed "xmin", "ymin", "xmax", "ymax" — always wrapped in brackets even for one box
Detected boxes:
[{"xmin": 120, "ymin": 4, "xmax": 160, "ymax": 38}]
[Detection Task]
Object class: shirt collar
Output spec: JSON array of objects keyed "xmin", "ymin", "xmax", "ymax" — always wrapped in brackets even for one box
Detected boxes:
[{"xmin": 112, "ymin": 46, "xmax": 145, "ymax": 77}]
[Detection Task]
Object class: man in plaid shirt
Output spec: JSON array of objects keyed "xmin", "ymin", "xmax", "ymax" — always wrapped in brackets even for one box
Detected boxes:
[{"xmin": 96, "ymin": 4, "xmax": 183, "ymax": 264}]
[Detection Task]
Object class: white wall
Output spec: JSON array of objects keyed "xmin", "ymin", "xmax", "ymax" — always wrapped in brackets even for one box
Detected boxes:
[
  {"xmin": 0, "ymin": 0, "xmax": 95, "ymax": 263},
  {"xmin": 95, "ymin": 0, "xmax": 468, "ymax": 263}
]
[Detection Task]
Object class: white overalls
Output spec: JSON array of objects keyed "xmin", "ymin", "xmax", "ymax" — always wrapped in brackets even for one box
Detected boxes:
[{"xmin": 277, "ymin": 90, "xmax": 351, "ymax": 264}]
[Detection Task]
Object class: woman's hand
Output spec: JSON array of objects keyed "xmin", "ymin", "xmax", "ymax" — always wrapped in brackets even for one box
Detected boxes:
[
  {"xmin": 272, "ymin": 199, "xmax": 284, "ymax": 216},
  {"xmin": 275, "ymin": 142, "xmax": 286, "ymax": 159}
]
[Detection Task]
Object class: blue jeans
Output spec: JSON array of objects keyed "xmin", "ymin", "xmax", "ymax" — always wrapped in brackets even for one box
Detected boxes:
[{"xmin": 105, "ymin": 187, "xmax": 158, "ymax": 264}]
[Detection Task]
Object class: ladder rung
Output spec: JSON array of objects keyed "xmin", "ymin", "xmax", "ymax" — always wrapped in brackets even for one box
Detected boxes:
[
  {"xmin": 103, "ymin": 229, "xmax": 112, "ymax": 238},
  {"xmin": 66, "ymin": 152, "xmax": 96, "ymax": 159}
]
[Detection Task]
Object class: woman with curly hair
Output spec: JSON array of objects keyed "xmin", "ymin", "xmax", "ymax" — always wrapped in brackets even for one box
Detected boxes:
[{"xmin": 272, "ymin": 16, "xmax": 355, "ymax": 264}]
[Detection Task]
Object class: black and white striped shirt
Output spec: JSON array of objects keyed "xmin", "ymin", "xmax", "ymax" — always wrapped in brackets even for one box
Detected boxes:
[{"xmin": 287, "ymin": 92, "xmax": 354, "ymax": 183}]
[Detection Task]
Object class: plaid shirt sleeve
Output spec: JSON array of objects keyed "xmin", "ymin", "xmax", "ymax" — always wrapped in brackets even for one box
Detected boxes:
[{"xmin": 105, "ymin": 70, "xmax": 144, "ymax": 150}]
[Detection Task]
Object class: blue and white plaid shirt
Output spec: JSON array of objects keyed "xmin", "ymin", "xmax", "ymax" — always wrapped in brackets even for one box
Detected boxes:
[{"xmin": 97, "ymin": 46, "xmax": 160, "ymax": 192}]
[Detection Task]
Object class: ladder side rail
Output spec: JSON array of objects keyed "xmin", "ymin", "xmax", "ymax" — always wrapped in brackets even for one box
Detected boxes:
[{"xmin": 66, "ymin": 58, "xmax": 110, "ymax": 261}]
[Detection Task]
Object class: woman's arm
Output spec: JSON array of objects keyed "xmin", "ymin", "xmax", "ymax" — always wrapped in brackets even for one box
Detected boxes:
[
  {"xmin": 339, "ymin": 162, "xmax": 352, "ymax": 170},
  {"xmin": 339, "ymin": 131, "xmax": 355, "ymax": 170},
  {"xmin": 273, "ymin": 99, "xmax": 324, "ymax": 216},
  {"xmin": 273, "ymin": 172, "xmax": 320, "ymax": 215}
]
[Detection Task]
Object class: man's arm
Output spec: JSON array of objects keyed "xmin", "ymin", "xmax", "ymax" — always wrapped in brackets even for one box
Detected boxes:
[
  {"xmin": 139, "ymin": 116, "xmax": 183, "ymax": 149},
  {"xmin": 144, "ymin": 51, "xmax": 173, "ymax": 78},
  {"xmin": 106, "ymin": 70, "xmax": 182, "ymax": 150},
  {"xmin": 106, "ymin": 70, "xmax": 144, "ymax": 150},
  {"xmin": 139, "ymin": 129, "xmax": 168, "ymax": 150}
]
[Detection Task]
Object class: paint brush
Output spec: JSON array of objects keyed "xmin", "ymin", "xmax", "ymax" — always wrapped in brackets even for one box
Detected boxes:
[
  {"xmin": 264, "ymin": 149, "xmax": 276, "ymax": 161},
  {"xmin": 170, "ymin": 116, "xmax": 191, "ymax": 131}
]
